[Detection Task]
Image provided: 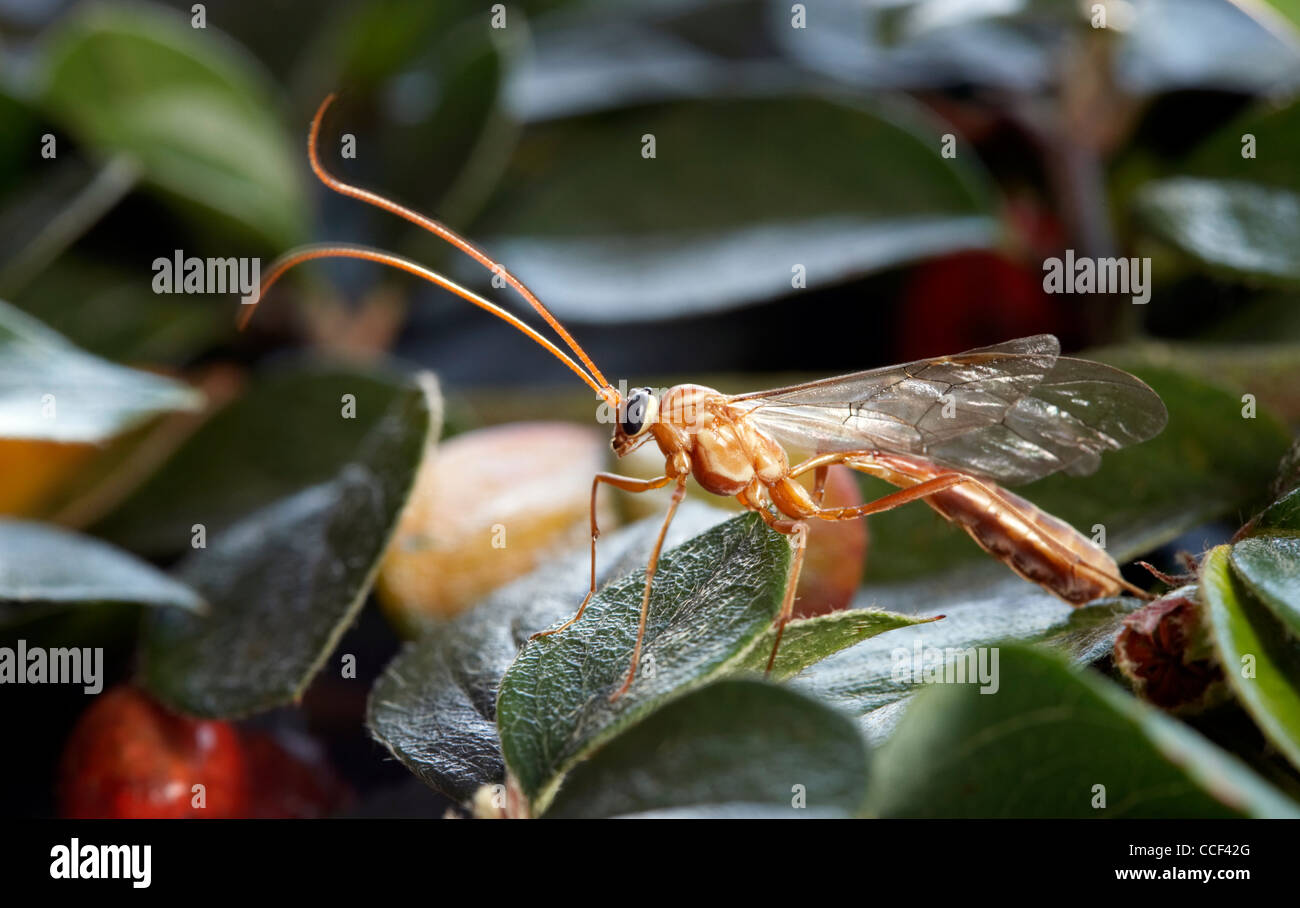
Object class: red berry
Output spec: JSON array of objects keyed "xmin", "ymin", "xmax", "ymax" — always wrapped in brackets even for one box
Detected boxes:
[{"xmin": 58, "ymin": 686, "xmax": 248, "ymax": 818}]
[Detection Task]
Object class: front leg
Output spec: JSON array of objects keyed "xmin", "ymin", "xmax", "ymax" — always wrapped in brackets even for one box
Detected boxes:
[
  {"xmin": 530, "ymin": 471, "xmax": 673, "ymax": 641},
  {"xmin": 610, "ymin": 477, "xmax": 689, "ymax": 701}
]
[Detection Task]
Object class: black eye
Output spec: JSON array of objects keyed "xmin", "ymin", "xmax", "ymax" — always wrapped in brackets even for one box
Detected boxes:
[{"xmin": 620, "ymin": 391, "xmax": 648, "ymax": 436}]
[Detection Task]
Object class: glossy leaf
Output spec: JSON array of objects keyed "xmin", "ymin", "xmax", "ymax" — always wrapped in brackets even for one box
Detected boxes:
[
  {"xmin": 496, "ymin": 511, "xmax": 792, "ymax": 813},
  {"xmin": 37, "ymin": 3, "xmax": 305, "ymax": 247},
  {"xmin": 866, "ymin": 645, "xmax": 1299, "ymax": 817},
  {"xmin": 141, "ymin": 372, "xmax": 438, "ymax": 718},
  {"xmin": 742, "ymin": 607, "xmax": 939, "ymax": 680},
  {"xmin": 1201, "ymin": 545, "xmax": 1300, "ymax": 772},
  {"xmin": 1134, "ymin": 178, "xmax": 1300, "ymax": 286},
  {"xmin": 0, "ymin": 298, "xmax": 201, "ymax": 443},
  {"xmin": 545, "ymin": 679, "xmax": 870, "ymax": 818},
  {"xmin": 470, "ymin": 95, "xmax": 997, "ymax": 320},
  {"xmin": 93, "ymin": 363, "xmax": 431, "ymax": 556},
  {"xmin": 1248, "ymin": 487, "xmax": 1300, "ymax": 537},
  {"xmin": 791, "ymin": 573, "xmax": 1075, "ymax": 737},
  {"xmin": 368, "ymin": 502, "xmax": 734, "ymax": 802},
  {"xmin": 1231, "ymin": 536, "xmax": 1300, "ymax": 639},
  {"xmin": 1031, "ymin": 597, "xmax": 1143, "ymax": 667},
  {"xmin": 0, "ymin": 518, "xmax": 203, "ymax": 626}
]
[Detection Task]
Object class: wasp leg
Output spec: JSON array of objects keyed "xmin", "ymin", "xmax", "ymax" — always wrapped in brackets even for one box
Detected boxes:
[
  {"xmin": 748, "ymin": 505, "xmax": 810, "ymax": 675},
  {"xmin": 610, "ymin": 477, "xmax": 688, "ymax": 701},
  {"xmin": 530, "ymin": 472, "xmax": 673, "ymax": 641}
]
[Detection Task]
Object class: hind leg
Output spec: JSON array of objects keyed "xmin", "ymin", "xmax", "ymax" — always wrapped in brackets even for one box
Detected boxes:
[{"xmin": 750, "ymin": 505, "xmax": 809, "ymax": 675}]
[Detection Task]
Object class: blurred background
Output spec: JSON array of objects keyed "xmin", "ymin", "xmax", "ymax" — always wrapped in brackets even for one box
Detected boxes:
[
  {"xmin": 5, "ymin": 0, "xmax": 1300, "ymax": 389},
  {"xmin": 3, "ymin": 0, "xmax": 1300, "ymax": 816}
]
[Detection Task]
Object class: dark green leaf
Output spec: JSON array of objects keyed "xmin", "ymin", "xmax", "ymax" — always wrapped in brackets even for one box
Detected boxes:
[
  {"xmin": 741, "ymin": 606, "xmax": 938, "ymax": 680},
  {"xmin": 0, "ymin": 87, "xmax": 43, "ymax": 201},
  {"xmin": 471, "ymin": 95, "xmax": 997, "ymax": 320},
  {"xmin": 791, "ymin": 574, "xmax": 1076, "ymax": 737},
  {"xmin": 10, "ymin": 258, "xmax": 229, "ymax": 364},
  {"xmin": 1231, "ymin": 536, "xmax": 1300, "ymax": 639},
  {"xmin": 0, "ymin": 518, "xmax": 203, "ymax": 626},
  {"xmin": 866, "ymin": 644, "xmax": 1298, "ymax": 817},
  {"xmin": 37, "ymin": 3, "xmax": 306, "ymax": 247},
  {"xmin": 1201, "ymin": 544, "xmax": 1300, "ymax": 771},
  {"xmin": 368, "ymin": 501, "xmax": 734, "ymax": 802},
  {"xmin": 141, "ymin": 372, "xmax": 438, "ymax": 717},
  {"xmin": 1180, "ymin": 95, "xmax": 1300, "ymax": 194},
  {"xmin": 1248, "ymin": 487, "xmax": 1300, "ymax": 536},
  {"xmin": 0, "ymin": 298, "xmax": 201, "ymax": 442},
  {"xmin": 545, "ymin": 679, "xmax": 870, "ymax": 818},
  {"xmin": 496, "ymin": 511, "xmax": 792, "ymax": 813},
  {"xmin": 93, "ymin": 362, "xmax": 429, "ymax": 556}
]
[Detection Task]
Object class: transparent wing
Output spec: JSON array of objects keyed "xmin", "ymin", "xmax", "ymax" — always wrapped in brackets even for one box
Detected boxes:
[
  {"xmin": 735, "ymin": 336, "xmax": 1168, "ymax": 485},
  {"xmin": 732, "ymin": 335, "xmax": 1062, "ymax": 454}
]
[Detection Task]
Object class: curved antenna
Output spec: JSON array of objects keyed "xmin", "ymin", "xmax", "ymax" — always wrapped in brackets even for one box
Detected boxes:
[
  {"xmin": 302, "ymin": 93, "xmax": 611, "ymax": 392},
  {"xmin": 242, "ymin": 245, "xmax": 614, "ymax": 402}
]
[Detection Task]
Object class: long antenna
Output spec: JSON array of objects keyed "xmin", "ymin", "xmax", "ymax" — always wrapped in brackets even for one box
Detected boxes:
[
  {"xmin": 241, "ymin": 94, "xmax": 619, "ymax": 407},
  {"xmin": 246, "ymin": 244, "xmax": 610, "ymax": 399}
]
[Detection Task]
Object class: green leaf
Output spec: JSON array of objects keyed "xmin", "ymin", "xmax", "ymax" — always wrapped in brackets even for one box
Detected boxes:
[
  {"xmin": 1134, "ymin": 178, "xmax": 1300, "ymax": 286},
  {"xmin": 37, "ymin": 3, "xmax": 305, "ymax": 247},
  {"xmin": 0, "ymin": 298, "xmax": 201, "ymax": 442},
  {"xmin": 497, "ymin": 511, "xmax": 792, "ymax": 813},
  {"xmin": 368, "ymin": 498, "xmax": 926, "ymax": 802},
  {"xmin": 9, "ymin": 258, "xmax": 229, "ymax": 364},
  {"xmin": 1248, "ymin": 487, "xmax": 1300, "ymax": 537},
  {"xmin": 1201, "ymin": 545, "xmax": 1300, "ymax": 772},
  {"xmin": 1031, "ymin": 597, "xmax": 1143, "ymax": 667},
  {"xmin": 790, "ymin": 575, "xmax": 1077, "ymax": 736},
  {"xmin": 866, "ymin": 644, "xmax": 1299, "ymax": 817},
  {"xmin": 1180, "ymin": 95, "xmax": 1300, "ymax": 194},
  {"xmin": 471, "ymin": 95, "xmax": 998, "ymax": 320},
  {"xmin": 140, "ymin": 372, "xmax": 439, "ymax": 718},
  {"xmin": 0, "ymin": 518, "xmax": 202, "ymax": 626},
  {"xmin": 1231, "ymin": 536, "xmax": 1300, "ymax": 639},
  {"xmin": 92, "ymin": 362, "xmax": 429, "ymax": 556},
  {"xmin": 544, "ymin": 679, "xmax": 870, "ymax": 818},
  {"xmin": 0, "ymin": 87, "xmax": 43, "ymax": 201},
  {"xmin": 368, "ymin": 501, "xmax": 734, "ymax": 802},
  {"xmin": 741, "ymin": 607, "xmax": 939, "ymax": 680},
  {"xmin": 860, "ymin": 361, "xmax": 1289, "ymax": 583},
  {"xmin": 1256, "ymin": 1, "xmax": 1300, "ymax": 36}
]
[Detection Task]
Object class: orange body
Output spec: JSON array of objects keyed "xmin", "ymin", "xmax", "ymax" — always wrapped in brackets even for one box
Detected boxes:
[
  {"xmin": 637, "ymin": 384, "xmax": 1121, "ymax": 606},
  {"xmin": 251, "ymin": 96, "xmax": 1157, "ymax": 698}
]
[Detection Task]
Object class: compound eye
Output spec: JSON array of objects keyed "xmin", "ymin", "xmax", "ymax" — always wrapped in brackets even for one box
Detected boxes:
[{"xmin": 620, "ymin": 388, "xmax": 657, "ymax": 437}]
